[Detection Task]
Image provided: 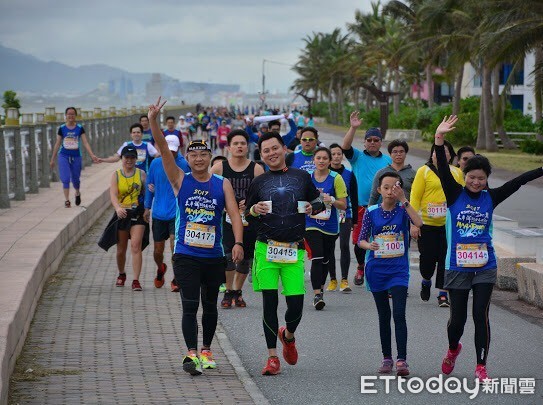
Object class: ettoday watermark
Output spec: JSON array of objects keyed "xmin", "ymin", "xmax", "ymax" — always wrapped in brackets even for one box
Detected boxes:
[{"xmin": 360, "ymin": 375, "xmax": 536, "ymax": 399}]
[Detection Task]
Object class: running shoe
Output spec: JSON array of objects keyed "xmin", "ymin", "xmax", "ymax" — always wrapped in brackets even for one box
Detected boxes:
[
  {"xmin": 313, "ymin": 293, "xmax": 325, "ymax": 310},
  {"xmin": 182, "ymin": 354, "xmax": 203, "ymax": 376},
  {"xmin": 339, "ymin": 279, "xmax": 351, "ymax": 293},
  {"xmin": 132, "ymin": 280, "xmax": 142, "ymax": 291},
  {"xmin": 420, "ymin": 281, "xmax": 431, "ymax": 301},
  {"xmin": 441, "ymin": 342, "xmax": 462, "ymax": 375},
  {"xmin": 326, "ymin": 279, "xmax": 338, "ymax": 291},
  {"xmin": 75, "ymin": 193, "xmax": 81, "ymax": 206},
  {"xmin": 64, "ymin": 200, "xmax": 71, "ymax": 208},
  {"xmin": 378, "ymin": 358, "xmax": 393, "ymax": 374},
  {"xmin": 219, "ymin": 283, "xmax": 227, "ymax": 293},
  {"xmin": 396, "ymin": 360, "xmax": 410, "ymax": 376},
  {"xmin": 171, "ymin": 279, "xmax": 180, "ymax": 292},
  {"xmin": 278, "ymin": 326, "xmax": 298, "ymax": 365},
  {"xmin": 475, "ymin": 364, "xmax": 489, "ymax": 383},
  {"xmin": 221, "ymin": 290, "xmax": 233, "ymax": 308},
  {"xmin": 233, "ymin": 290, "xmax": 247, "ymax": 308},
  {"xmin": 438, "ymin": 295, "xmax": 450, "ymax": 308},
  {"xmin": 116, "ymin": 273, "xmax": 126, "ymax": 287},
  {"xmin": 353, "ymin": 266, "xmax": 364, "ymax": 286},
  {"xmin": 199, "ymin": 350, "xmax": 217, "ymax": 369},
  {"xmin": 154, "ymin": 263, "xmax": 167, "ymax": 288},
  {"xmin": 261, "ymin": 356, "xmax": 281, "ymax": 375}
]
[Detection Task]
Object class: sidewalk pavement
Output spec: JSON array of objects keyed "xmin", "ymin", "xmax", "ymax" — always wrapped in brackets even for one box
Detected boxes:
[{"xmin": 1, "ymin": 162, "xmax": 264, "ymax": 404}]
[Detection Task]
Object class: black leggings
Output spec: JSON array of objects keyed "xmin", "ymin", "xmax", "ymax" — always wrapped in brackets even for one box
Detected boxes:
[
  {"xmin": 173, "ymin": 255, "xmax": 225, "ymax": 351},
  {"xmin": 329, "ymin": 219, "xmax": 351, "ymax": 280},
  {"xmin": 305, "ymin": 230, "xmax": 339, "ymax": 290},
  {"xmin": 418, "ymin": 224, "xmax": 447, "ymax": 289},
  {"xmin": 372, "ymin": 286, "xmax": 408, "ymax": 359},
  {"xmin": 262, "ymin": 290, "xmax": 304, "ymax": 349},
  {"xmin": 447, "ymin": 284, "xmax": 493, "ymax": 365}
]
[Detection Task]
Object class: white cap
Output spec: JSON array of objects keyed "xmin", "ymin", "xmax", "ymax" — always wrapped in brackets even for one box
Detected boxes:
[
  {"xmin": 165, "ymin": 135, "xmax": 180, "ymax": 152},
  {"xmin": 186, "ymin": 112, "xmax": 193, "ymax": 117},
  {"xmin": 179, "ymin": 115, "xmax": 185, "ymax": 120}
]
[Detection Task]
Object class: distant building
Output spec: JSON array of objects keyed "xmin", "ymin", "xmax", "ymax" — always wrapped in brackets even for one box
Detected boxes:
[{"xmin": 146, "ymin": 73, "xmax": 163, "ymax": 101}]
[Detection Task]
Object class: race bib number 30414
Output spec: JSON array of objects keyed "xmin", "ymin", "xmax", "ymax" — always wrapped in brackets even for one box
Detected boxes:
[
  {"xmin": 266, "ymin": 240, "xmax": 298, "ymax": 263},
  {"xmin": 456, "ymin": 243, "xmax": 488, "ymax": 267},
  {"xmin": 184, "ymin": 222, "xmax": 216, "ymax": 248}
]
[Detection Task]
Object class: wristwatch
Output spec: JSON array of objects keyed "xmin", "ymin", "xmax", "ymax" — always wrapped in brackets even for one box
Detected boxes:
[
  {"xmin": 330, "ymin": 196, "xmax": 336, "ymax": 205},
  {"xmin": 234, "ymin": 242, "xmax": 244, "ymax": 247},
  {"xmin": 403, "ymin": 201, "xmax": 410, "ymax": 208}
]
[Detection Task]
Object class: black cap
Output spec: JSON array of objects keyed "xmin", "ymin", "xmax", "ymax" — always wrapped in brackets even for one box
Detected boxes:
[
  {"xmin": 186, "ymin": 140, "xmax": 211, "ymax": 152},
  {"xmin": 121, "ymin": 145, "xmax": 138, "ymax": 158}
]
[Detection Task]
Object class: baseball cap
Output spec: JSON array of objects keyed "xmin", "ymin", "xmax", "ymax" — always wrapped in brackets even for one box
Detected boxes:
[
  {"xmin": 365, "ymin": 127, "xmax": 383, "ymax": 139},
  {"xmin": 186, "ymin": 139, "xmax": 211, "ymax": 152},
  {"xmin": 179, "ymin": 115, "xmax": 185, "ymax": 120},
  {"xmin": 260, "ymin": 122, "xmax": 269, "ymax": 129},
  {"xmin": 186, "ymin": 112, "xmax": 193, "ymax": 117},
  {"xmin": 165, "ymin": 135, "xmax": 180, "ymax": 152},
  {"xmin": 121, "ymin": 145, "xmax": 138, "ymax": 158}
]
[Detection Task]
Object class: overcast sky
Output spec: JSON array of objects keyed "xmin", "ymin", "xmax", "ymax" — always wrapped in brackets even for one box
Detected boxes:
[{"xmin": 0, "ymin": 0, "xmax": 373, "ymax": 94}]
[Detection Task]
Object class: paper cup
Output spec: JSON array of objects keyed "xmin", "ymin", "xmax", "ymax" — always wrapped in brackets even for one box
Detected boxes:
[
  {"xmin": 297, "ymin": 201, "xmax": 308, "ymax": 213},
  {"xmin": 263, "ymin": 200, "xmax": 272, "ymax": 213}
]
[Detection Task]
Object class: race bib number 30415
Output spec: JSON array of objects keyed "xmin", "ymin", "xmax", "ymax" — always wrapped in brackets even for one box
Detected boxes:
[
  {"xmin": 184, "ymin": 222, "xmax": 216, "ymax": 248},
  {"xmin": 266, "ymin": 240, "xmax": 298, "ymax": 263}
]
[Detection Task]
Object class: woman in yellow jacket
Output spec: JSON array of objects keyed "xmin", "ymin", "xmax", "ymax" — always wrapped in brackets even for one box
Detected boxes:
[{"xmin": 410, "ymin": 141, "xmax": 464, "ymax": 307}]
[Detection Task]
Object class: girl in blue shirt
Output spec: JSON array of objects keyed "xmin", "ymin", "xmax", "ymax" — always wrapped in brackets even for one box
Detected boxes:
[{"xmin": 358, "ymin": 172, "xmax": 423, "ymax": 376}]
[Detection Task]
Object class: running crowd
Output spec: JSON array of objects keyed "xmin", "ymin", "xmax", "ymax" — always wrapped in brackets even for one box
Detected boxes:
[{"xmin": 53, "ymin": 100, "xmax": 543, "ymax": 381}]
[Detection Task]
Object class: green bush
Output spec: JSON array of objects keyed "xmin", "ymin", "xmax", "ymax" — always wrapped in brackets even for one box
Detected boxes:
[
  {"xmin": 503, "ymin": 108, "xmax": 536, "ymax": 132},
  {"xmin": 519, "ymin": 139, "xmax": 543, "ymax": 155}
]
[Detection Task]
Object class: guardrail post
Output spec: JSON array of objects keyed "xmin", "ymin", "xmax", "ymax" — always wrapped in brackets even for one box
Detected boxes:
[
  {"xmin": 23, "ymin": 114, "xmax": 39, "ymax": 194},
  {"xmin": 9, "ymin": 109, "xmax": 25, "ymax": 201},
  {"xmin": 0, "ymin": 127, "xmax": 10, "ymax": 208}
]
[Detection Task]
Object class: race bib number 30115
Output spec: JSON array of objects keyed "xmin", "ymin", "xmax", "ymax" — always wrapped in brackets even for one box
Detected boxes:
[
  {"xmin": 266, "ymin": 240, "xmax": 298, "ymax": 263},
  {"xmin": 456, "ymin": 243, "xmax": 488, "ymax": 267},
  {"xmin": 184, "ymin": 222, "xmax": 216, "ymax": 248},
  {"xmin": 427, "ymin": 202, "xmax": 447, "ymax": 218}
]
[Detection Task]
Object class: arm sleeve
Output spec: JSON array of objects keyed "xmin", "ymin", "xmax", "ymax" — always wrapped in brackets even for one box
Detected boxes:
[
  {"xmin": 368, "ymin": 168, "xmax": 382, "ymax": 206},
  {"xmin": 281, "ymin": 119, "xmax": 297, "ymax": 146},
  {"xmin": 244, "ymin": 179, "xmax": 260, "ymax": 224},
  {"xmin": 350, "ymin": 175, "xmax": 359, "ymax": 223},
  {"xmin": 435, "ymin": 144, "xmax": 463, "ymax": 205},
  {"xmin": 489, "ymin": 167, "xmax": 543, "ymax": 208},
  {"xmin": 144, "ymin": 163, "xmax": 155, "ymax": 209},
  {"xmin": 344, "ymin": 147, "xmax": 354, "ymax": 159},
  {"xmin": 357, "ymin": 210, "xmax": 372, "ymax": 244},
  {"xmin": 80, "ymin": 125, "xmax": 86, "ymax": 134},
  {"xmin": 245, "ymin": 125, "xmax": 259, "ymax": 144},
  {"xmin": 333, "ymin": 175, "xmax": 348, "ymax": 198},
  {"xmin": 57, "ymin": 127, "xmax": 62, "ymax": 136},
  {"xmin": 116, "ymin": 142, "xmax": 127, "ymax": 156}
]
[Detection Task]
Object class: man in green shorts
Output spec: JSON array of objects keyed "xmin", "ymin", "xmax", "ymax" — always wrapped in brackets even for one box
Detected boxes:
[{"xmin": 245, "ymin": 131, "xmax": 324, "ymax": 375}]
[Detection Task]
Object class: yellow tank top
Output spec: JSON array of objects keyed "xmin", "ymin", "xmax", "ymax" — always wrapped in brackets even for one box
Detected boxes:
[{"xmin": 117, "ymin": 169, "xmax": 143, "ymax": 208}]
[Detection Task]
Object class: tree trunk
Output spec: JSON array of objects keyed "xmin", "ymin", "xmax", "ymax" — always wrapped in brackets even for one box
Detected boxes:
[
  {"xmin": 337, "ymin": 82, "xmax": 344, "ymax": 125},
  {"xmin": 535, "ymin": 46, "xmax": 543, "ymax": 142},
  {"xmin": 453, "ymin": 65, "xmax": 463, "ymax": 116},
  {"xmin": 493, "ymin": 65, "xmax": 517, "ymax": 149},
  {"xmin": 426, "ymin": 64, "xmax": 434, "ymax": 108},
  {"xmin": 328, "ymin": 78, "xmax": 335, "ymax": 124},
  {"xmin": 476, "ymin": 93, "xmax": 486, "ymax": 149},
  {"xmin": 393, "ymin": 68, "xmax": 400, "ymax": 115},
  {"xmin": 377, "ymin": 62, "xmax": 383, "ymax": 91},
  {"xmin": 483, "ymin": 64, "xmax": 498, "ymax": 152},
  {"xmin": 365, "ymin": 89, "xmax": 372, "ymax": 111}
]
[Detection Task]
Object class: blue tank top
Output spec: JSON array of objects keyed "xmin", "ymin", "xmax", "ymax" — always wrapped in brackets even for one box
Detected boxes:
[
  {"xmin": 445, "ymin": 189, "xmax": 496, "ymax": 272},
  {"xmin": 306, "ymin": 171, "xmax": 340, "ymax": 235},
  {"xmin": 58, "ymin": 124, "xmax": 85, "ymax": 157},
  {"xmin": 142, "ymin": 129, "xmax": 153, "ymax": 143},
  {"xmin": 291, "ymin": 150, "xmax": 316, "ymax": 172},
  {"xmin": 364, "ymin": 204, "xmax": 410, "ymax": 292},
  {"xmin": 128, "ymin": 141, "xmax": 151, "ymax": 173},
  {"xmin": 174, "ymin": 173, "xmax": 225, "ymax": 258}
]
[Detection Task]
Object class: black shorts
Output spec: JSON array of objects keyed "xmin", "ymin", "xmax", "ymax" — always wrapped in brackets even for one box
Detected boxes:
[
  {"xmin": 172, "ymin": 254, "xmax": 226, "ymax": 288},
  {"xmin": 152, "ymin": 217, "xmax": 175, "ymax": 241},
  {"xmin": 225, "ymin": 253, "xmax": 251, "ymax": 274},
  {"xmin": 118, "ymin": 209, "xmax": 146, "ymax": 231}
]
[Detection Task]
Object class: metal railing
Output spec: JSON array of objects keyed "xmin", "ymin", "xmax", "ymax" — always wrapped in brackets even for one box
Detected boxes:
[{"xmin": 0, "ymin": 105, "xmax": 193, "ymax": 209}]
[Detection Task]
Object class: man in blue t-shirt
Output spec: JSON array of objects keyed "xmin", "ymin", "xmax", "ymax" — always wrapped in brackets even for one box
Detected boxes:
[{"xmin": 342, "ymin": 111, "xmax": 392, "ymax": 286}]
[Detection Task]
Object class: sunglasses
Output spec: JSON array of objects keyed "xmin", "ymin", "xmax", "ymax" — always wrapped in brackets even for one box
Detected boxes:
[
  {"xmin": 366, "ymin": 138, "xmax": 381, "ymax": 143},
  {"xmin": 301, "ymin": 138, "xmax": 317, "ymax": 142}
]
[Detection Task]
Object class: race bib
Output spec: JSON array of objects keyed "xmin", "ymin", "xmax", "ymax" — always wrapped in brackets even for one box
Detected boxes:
[
  {"xmin": 427, "ymin": 202, "xmax": 447, "ymax": 218},
  {"xmin": 374, "ymin": 233, "xmax": 405, "ymax": 258},
  {"xmin": 62, "ymin": 136, "xmax": 79, "ymax": 150},
  {"xmin": 266, "ymin": 240, "xmax": 298, "ymax": 263},
  {"xmin": 136, "ymin": 148, "xmax": 147, "ymax": 164},
  {"xmin": 456, "ymin": 243, "xmax": 488, "ymax": 267},
  {"xmin": 225, "ymin": 212, "xmax": 249, "ymax": 227},
  {"xmin": 184, "ymin": 222, "xmax": 216, "ymax": 248},
  {"xmin": 338, "ymin": 209, "xmax": 346, "ymax": 224},
  {"xmin": 310, "ymin": 207, "xmax": 331, "ymax": 220}
]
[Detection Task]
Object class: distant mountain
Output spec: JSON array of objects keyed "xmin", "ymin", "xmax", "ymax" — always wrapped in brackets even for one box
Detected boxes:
[{"xmin": 0, "ymin": 44, "xmax": 239, "ymax": 96}]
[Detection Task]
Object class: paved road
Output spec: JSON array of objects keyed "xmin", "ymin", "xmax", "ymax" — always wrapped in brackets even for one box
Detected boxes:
[{"xmin": 217, "ymin": 129, "xmax": 543, "ymax": 404}]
